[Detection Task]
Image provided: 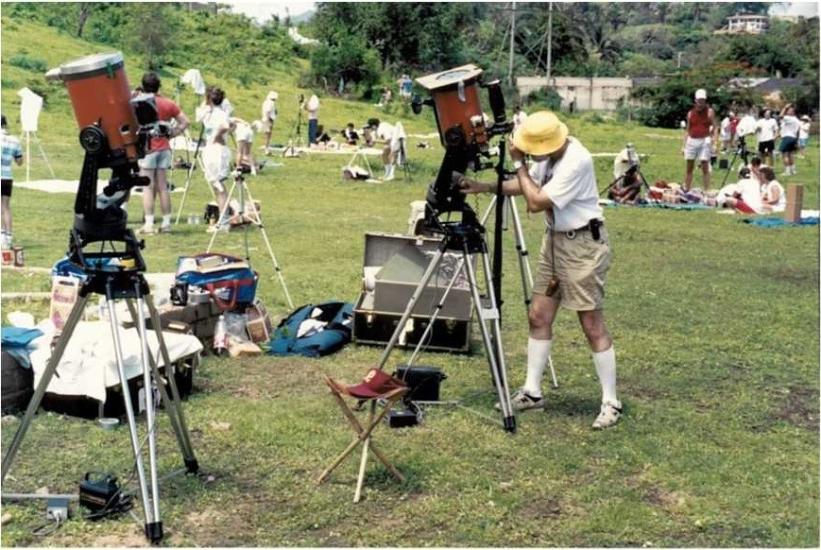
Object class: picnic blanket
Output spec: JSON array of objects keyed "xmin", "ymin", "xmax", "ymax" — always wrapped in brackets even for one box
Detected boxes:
[
  {"xmin": 742, "ymin": 216, "xmax": 820, "ymax": 228},
  {"xmin": 26, "ymin": 320, "xmax": 202, "ymax": 402}
]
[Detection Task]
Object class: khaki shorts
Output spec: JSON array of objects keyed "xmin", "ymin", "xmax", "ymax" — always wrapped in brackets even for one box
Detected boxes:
[
  {"xmin": 262, "ymin": 118, "xmax": 274, "ymax": 133},
  {"xmin": 532, "ymin": 227, "xmax": 611, "ymax": 311}
]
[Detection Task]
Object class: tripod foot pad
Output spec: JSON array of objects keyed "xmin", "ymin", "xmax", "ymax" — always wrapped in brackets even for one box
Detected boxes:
[
  {"xmin": 185, "ymin": 458, "xmax": 200, "ymax": 474},
  {"xmin": 145, "ymin": 521, "xmax": 163, "ymax": 543},
  {"xmin": 503, "ymin": 416, "xmax": 517, "ymax": 434}
]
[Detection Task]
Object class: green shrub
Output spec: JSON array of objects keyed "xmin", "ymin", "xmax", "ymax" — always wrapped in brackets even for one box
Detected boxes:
[
  {"xmin": 526, "ymin": 87, "xmax": 563, "ymax": 111},
  {"xmin": 9, "ymin": 53, "xmax": 47, "ymax": 73}
]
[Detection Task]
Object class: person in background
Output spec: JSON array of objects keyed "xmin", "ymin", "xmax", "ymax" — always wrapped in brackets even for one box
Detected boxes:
[
  {"xmin": 303, "ymin": 93, "xmax": 320, "ymax": 145},
  {"xmin": 343, "ymin": 122, "xmax": 359, "ymax": 146},
  {"xmin": 728, "ymin": 111, "xmax": 740, "ymax": 148},
  {"xmin": 778, "ymin": 104, "xmax": 800, "ymax": 176},
  {"xmin": 758, "ymin": 166, "xmax": 786, "ymax": 214},
  {"xmin": 513, "ymin": 105, "xmax": 528, "ymax": 133},
  {"xmin": 754, "ymin": 108, "xmax": 778, "ymax": 167},
  {"xmin": 682, "ymin": 88, "xmax": 718, "ymax": 191},
  {"xmin": 261, "ymin": 91, "xmax": 278, "ymax": 152},
  {"xmin": 198, "ymin": 87, "xmax": 232, "ymax": 232},
  {"xmin": 719, "ymin": 111, "xmax": 734, "ymax": 154},
  {"xmin": 398, "ymin": 74, "xmax": 413, "ymax": 100},
  {"xmin": 798, "ymin": 115, "xmax": 811, "ymax": 158},
  {"xmin": 1, "ymin": 115, "xmax": 24, "ymax": 249},
  {"xmin": 136, "ymin": 72, "xmax": 189, "ymax": 235}
]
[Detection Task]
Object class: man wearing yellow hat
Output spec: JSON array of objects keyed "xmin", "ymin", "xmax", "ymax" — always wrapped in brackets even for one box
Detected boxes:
[{"xmin": 460, "ymin": 111, "xmax": 621, "ymax": 429}]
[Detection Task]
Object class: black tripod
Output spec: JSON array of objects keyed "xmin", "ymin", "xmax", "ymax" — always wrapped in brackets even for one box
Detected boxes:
[
  {"xmin": 174, "ymin": 122, "xmax": 215, "ymax": 224},
  {"xmin": 283, "ymin": 96, "xmax": 305, "ymax": 157},
  {"xmin": 1, "ymin": 145, "xmax": 199, "ymax": 543},
  {"xmin": 720, "ymin": 135, "xmax": 751, "ymax": 187}
]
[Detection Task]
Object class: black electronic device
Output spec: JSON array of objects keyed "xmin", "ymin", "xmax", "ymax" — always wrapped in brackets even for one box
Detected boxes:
[
  {"xmin": 387, "ymin": 408, "xmax": 420, "ymax": 428},
  {"xmin": 395, "ymin": 365, "xmax": 447, "ymax": 402},
  {"xmin": 79, "ymin": 472, "xmax": 122, "ymax": 513}
]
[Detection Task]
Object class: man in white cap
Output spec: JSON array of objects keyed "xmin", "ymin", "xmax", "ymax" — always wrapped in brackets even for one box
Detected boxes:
[
  {"xmin": 682, "ymin": 88, "xmax": 718, "ymax": 191},
  {"xmin": 261, "ymin": 91, "xmax": 278, "ymax": 152},
  {"xmin": 459, "ymin": 111, "xmax": 621, "ymax": 429}
]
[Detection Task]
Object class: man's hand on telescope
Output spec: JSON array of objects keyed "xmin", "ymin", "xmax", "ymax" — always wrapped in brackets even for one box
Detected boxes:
[{"xmin": 457, "ymin": 174, "xmax": 489, "ymax": 194}]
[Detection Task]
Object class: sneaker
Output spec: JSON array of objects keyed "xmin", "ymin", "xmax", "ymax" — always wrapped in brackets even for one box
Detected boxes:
[
  {"xmin": 136, "ymin": 225, "xmax": 155, "ymax": 235},
  {"xmin": 159, "ymin": 225, "xmax": 172, "ymax": 234},
  {"xmin": 592, "ymin": 400, "xmax": 622, "ymax": 429},
  {"xmin": 495, "ymin": 389, "xmax": 544, "ymax": 412}
]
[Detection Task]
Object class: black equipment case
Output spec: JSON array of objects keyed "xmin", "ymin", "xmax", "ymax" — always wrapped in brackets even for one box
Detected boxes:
[{"xmin": 353, "ymin": 233, "xmax": 474, "ymax": 353}]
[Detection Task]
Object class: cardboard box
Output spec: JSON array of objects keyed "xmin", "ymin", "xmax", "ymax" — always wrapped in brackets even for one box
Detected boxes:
[
  {"xmin": 785, "ymin": 184, "xmax": 804, "ymax": 224},
  {"xmin": 50, "ymin": 276, "xmax": 81, "ymax": 330},
  {"xmin": 246, "ymin": 299, "xmax": 273, "ymax": 343}
]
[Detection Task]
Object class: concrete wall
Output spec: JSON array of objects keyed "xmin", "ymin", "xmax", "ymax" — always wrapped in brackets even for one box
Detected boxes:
[{"xmin": 516, "ymin": 76, "xmax": 633, "ymax": 111}]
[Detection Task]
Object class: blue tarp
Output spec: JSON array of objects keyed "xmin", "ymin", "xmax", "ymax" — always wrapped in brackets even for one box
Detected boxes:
[{"xmin": 742, "ymin": 216, "xmax": 820, "ymax": 228}]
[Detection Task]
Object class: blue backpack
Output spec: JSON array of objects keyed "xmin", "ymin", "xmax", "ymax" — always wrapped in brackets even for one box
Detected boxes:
[{"xmin": 268, "ymin": 301, "xmax": 353, "ymax": 358}]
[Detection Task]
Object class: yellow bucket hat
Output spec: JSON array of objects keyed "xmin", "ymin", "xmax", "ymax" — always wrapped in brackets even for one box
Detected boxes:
[{"xmin": 511, "ymin": 111, "xmax": 568, "ymax": 156}]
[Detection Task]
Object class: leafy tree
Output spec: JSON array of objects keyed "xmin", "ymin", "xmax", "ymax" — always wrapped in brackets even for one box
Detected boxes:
[{"xmin": 125, "ymin": 4, "xmax": 175, "ymax": 70}]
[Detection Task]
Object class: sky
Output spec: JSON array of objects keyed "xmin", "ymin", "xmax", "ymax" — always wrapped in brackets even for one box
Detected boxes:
[{"xmin": 224, "ymin": 1, "xmax": 317, "ymax": 23}]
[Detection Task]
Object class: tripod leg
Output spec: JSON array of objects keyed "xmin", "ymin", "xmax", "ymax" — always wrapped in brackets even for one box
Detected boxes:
[
  {"xmin": 206, "ymin": 179, "xmax": 238, "ymax": 252},
  {"xmin": 126, "ymin": 299, "xmax": 199, "ymax": 472},
  {"xmin": 104, "ymin": 284, "xmax": 154, "ymax": 535},
  {"xmin": 507, "ymin": 196, "xmax": 534, "ymax": 307},
  {"xmin": 462, "ymin": 247, "xmax": 516, "ymax": 433},
  {"xmin": 241, "ymin": 184, "xmax": 295, "ymax": 309},
  {"xmin": 133, "ymin": 287, "xmax": 163, "ymax": 541},
  {"xmin": 407, "ymin": 255, "xmax": 466, "ymax": 367},
  {"xmin": 1, "ymin": 294, "xmax": 90, "ymax": 481},
  {"xmin": 376, "ymin": 248, "xmax": 447, "ymax": 370}
]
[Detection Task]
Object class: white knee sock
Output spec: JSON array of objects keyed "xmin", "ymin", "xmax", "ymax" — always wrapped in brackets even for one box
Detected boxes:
[
  {"xmin": 161, "ymin": 214, "xmax": 172, "ymax": 227},
  {"xmin": 592, "ymin": 345, "xmax": 618, "ymax": 404},
  {"xmin": 523, "ymin": 338, "xmax": 552, "ymax": 398},
  {"xmin": 144, "ymin": 215, "xmax": 155, "ymax": 227}
]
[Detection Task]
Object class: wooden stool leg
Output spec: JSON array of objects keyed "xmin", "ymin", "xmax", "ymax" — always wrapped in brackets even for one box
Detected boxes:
[{"xmin": 330, "ymin": 391, "xmax": 405, "ymax": 482}]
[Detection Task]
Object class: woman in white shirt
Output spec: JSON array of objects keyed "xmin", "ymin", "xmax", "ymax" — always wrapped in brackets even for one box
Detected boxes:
[
  {"xmin": 778, "ymin": 104, "xmax": 801, "ymax": 176},
  {"xmin": 758, "ymin": 166, "xmax": 786, "ymax": 214},
  {"xmin": 197, "ymin": 88, "xmax": 232, "ymax": 229}
]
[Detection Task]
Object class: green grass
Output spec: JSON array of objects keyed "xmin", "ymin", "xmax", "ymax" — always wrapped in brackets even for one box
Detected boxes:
[{"xmin": 1, "ymin": 16, "xmax": 819, "ymax": 548}]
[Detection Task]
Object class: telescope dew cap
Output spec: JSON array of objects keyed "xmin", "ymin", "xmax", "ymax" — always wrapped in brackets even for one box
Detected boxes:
[
  {"xmin": 49, "ymin": 52, "xmax": 125, "ymax": 81},
  {"xmin": 511, "ymin": 111, "xmax": 569, "ymax": 156},
  {"xmin": 695, "ymin": 88, "xmax": 707, "ymax": 100}
]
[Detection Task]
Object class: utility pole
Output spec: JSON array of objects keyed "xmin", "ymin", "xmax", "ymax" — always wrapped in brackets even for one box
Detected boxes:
[
  {"xmin": 508, "ymin": 2, "xmax": 516, "ymax": 87},
  {"xmin": 546, "ymin": 2, "xmax": 553, "ymax": 86}
]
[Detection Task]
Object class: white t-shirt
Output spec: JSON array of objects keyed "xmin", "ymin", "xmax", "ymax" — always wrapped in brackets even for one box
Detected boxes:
[
  {"xmin": 261, "ymin": 98, "xmax": 277, "ymax": 122},
  {"xmin": 306, "ymin": 95, "xmax": 319, "ymax": 120},
  {"xmin": 720, "ymin": 117, "xmax": 732, "ymax": 139},
  {"xmin": 756, "ymin": 118, "xmax": 778, "ymax": 142},
  {"xmin": 762, "ymin": 180, "xmax": 786, "ymax": 211},
  {"xmin": 736, "ymin": 114, "xmax": 757, "ymax": 137},
  {"xmin": 200, "ymin": 106, "xmax": 230, "ymax": 144},
  {"xmin": 376, "ymin": 121, "xmax": 395, "ymax": 142},
  {"xmin": 780, "ymin": 115, "xmax": 800, "ymax": 139},
  {"xmin": 528, "ymin": 137, "xmax": 603, "ymax": 232},
  {"xmin": 799, "ymin": 121, "xmax": 810, "ymax": 140},
  {"xmin": 738, "ymin": 177, "xmax": 763, "ymax": 213}
]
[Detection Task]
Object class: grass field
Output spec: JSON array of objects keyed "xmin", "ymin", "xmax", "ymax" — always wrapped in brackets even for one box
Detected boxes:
[{"xmin": 1, "ymin": 17, "xmax": 819, "ymax": 548}]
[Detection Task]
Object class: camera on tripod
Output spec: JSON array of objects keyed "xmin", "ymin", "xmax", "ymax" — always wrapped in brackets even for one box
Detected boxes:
[{"xmin": 411, "ymin": 64, "xmax": 512, "ymax": 230}]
